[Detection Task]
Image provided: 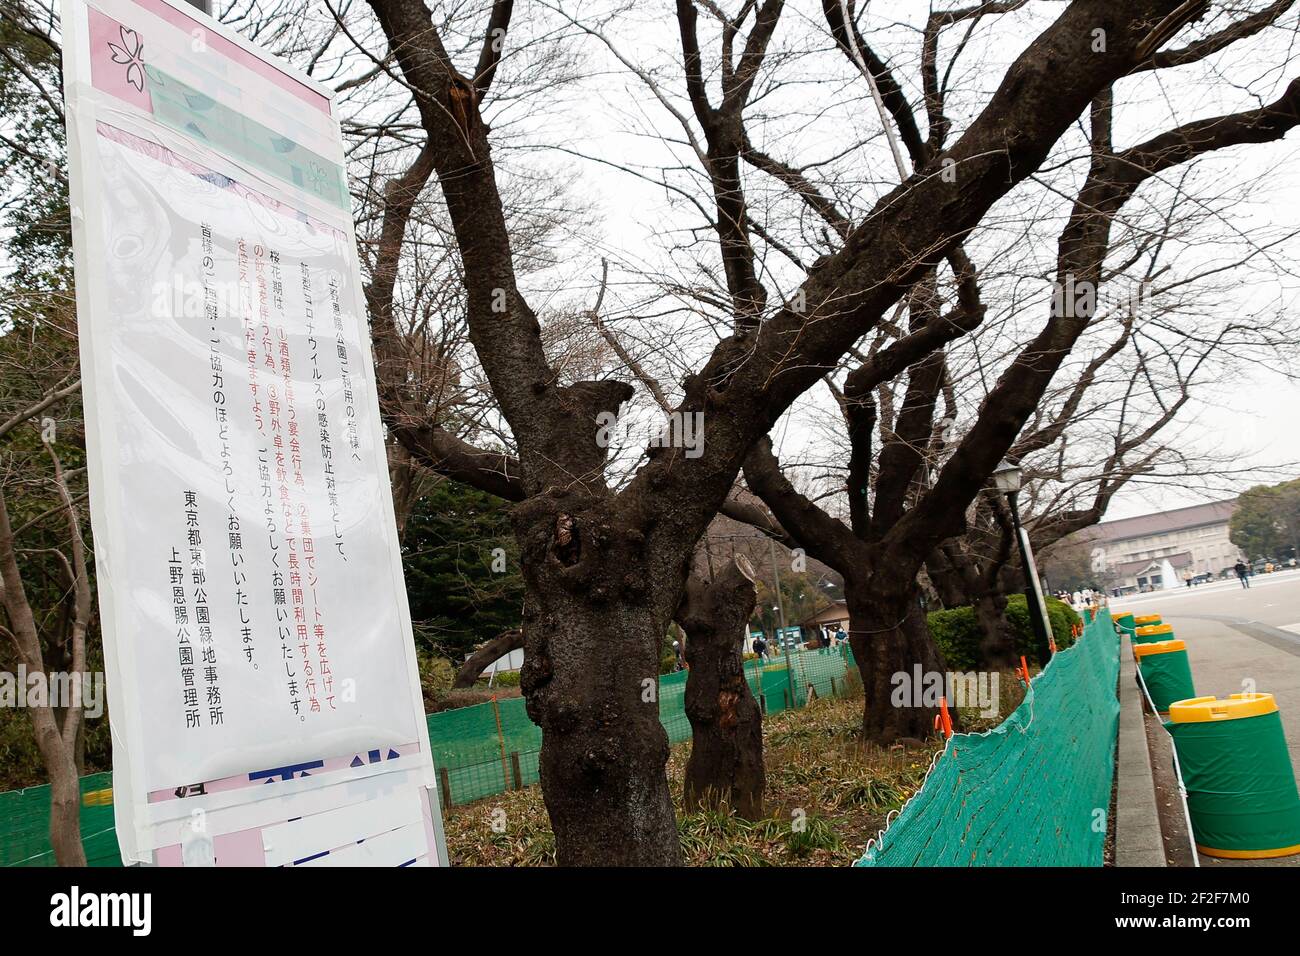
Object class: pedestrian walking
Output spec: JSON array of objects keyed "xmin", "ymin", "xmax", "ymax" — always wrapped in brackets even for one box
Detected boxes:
[{"xmin": 1234, "ymin": 560, "xmax": 1250, "ymax": 589}]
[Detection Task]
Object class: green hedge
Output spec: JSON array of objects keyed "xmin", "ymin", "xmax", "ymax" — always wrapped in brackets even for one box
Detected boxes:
[
  {"xmin": 928, "ymin": 595, "xmax": 1080, "ymax": 669},
  {"xmin": 1008, "ymin": 594, "xmax": 1080, "ymax": 657},
  {"xmin": 926, "ymin": 606, "xmax": 982, "ymax": 670}
]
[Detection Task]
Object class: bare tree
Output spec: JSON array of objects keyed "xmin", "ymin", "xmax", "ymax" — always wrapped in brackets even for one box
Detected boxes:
[
  {"xmin": 12, "ymin": 0, "xmax": 1300, "ymax": 866},
  {"xmin": 0, "ymin": 379, "xmax": 91, "ymax": 866},
  {"xmin": 348, "ymin": 0, "xmax": 1300, "ymax": 863},
  {"xmin": 916, "ymin": 169, "xmax": 1300, "ymax": 661}
]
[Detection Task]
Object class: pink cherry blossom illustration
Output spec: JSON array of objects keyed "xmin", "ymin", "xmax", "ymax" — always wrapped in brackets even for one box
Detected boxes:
[{"xmin": 107, "ymin": 25, "xmax": 145, "ymax": 93}]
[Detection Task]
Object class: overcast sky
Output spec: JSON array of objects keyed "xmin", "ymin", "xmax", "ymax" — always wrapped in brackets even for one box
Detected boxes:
[
  {"xmin": 7, "ymin": 0, "xmax": 1300, "ymax": 528},
  {"xmin": 528, "ymin": 1, "xmax": 1300, "ymax": 524}
]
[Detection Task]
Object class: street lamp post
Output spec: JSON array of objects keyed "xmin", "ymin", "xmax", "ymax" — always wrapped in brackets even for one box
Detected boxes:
[
  {"xmin": 769, "ymin": 537, "xmax": 798, "ymax": 707},
  {"xmin": 993, "ymin": 460, "xmax": 1054, "ymax": 664}
]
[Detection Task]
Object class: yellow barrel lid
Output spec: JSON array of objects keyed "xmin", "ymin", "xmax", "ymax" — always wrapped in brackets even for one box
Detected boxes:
[
  {"xmin": 1134, "ymin": 639, "xmax": 1186, "ymax": 657},
  {"xmin": 1168, "ymin": 693, "xmax": 1277, "ymax": 723},
  {"xmin": 1134, "ymin": 614, "xmax": 1162, "ymax": 624},
  {"xmin": 1136, "ymin": 623, "xmax": 1173, "ymax": 635}
]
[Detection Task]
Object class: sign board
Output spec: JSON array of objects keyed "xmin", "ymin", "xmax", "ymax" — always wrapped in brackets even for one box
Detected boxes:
[{"xmin": 61, "ymin": 0, "xmax": 444, "ymax": 866}]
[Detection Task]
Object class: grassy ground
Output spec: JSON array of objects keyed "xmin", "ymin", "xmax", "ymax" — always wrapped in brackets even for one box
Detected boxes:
[
  {"xmin": 444, "ymin": 693, "xmax": 946, "ymax": 866},
  {"xmin": 443, "ymin": 668, "xmax": 1030, "ymax": 866}
]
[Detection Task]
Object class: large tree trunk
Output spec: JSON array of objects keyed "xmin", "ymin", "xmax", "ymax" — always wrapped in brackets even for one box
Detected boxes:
[
  {"xmin": 847, "ymin": 578, "xmax": 948, "ymax": 746},
  {"xmin": 924, "ymin": 545, "xmax": 969, "ymax": 608},
  {"xmin": 972, "ymin": 589, "xmax": 1019, "ymax": 669},
  {"xmin": 677, "ymin": 558, "xmax": 764, "ymax": 820},
  {"xmin": 515, "ymin": 497, "xmax": 684, "ymax": 866}
]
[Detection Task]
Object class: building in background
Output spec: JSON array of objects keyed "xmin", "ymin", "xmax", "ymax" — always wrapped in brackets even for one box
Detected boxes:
[
  {"xmin": 1088, "ymin": 499, "xmax": 1244, "ymax": 593},
  {"xmin": 802, "ymin": 601, "xmax": 849, "ymax": 641}
]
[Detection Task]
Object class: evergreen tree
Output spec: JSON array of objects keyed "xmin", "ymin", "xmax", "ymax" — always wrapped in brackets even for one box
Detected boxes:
[
  {"xmin": 401, "ymin": 479, "xmax": 523, "ymax": 660},
  {"xmin": 1231, "ymin": 480, "xmax": 1300, "ymax": 561}
]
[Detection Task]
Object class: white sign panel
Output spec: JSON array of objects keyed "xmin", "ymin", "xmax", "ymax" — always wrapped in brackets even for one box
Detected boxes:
[{"xmin": 62, "ymin": 0, "xmax": 444, "ymax": 865}]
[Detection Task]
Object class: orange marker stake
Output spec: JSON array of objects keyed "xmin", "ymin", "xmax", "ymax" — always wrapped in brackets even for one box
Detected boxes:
[{"xmin": 937, "ymin": 696, "xmax": 954, "ymax": 739}]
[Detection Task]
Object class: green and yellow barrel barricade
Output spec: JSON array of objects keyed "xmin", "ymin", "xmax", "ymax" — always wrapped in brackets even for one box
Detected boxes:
[
  {"xmin": 1133, "ymin": 622, "xmax": 1174, "ymax": 652},
  {"xmin": 1114, "ymin": 610, "xmax": 1136, "ymax": 635},
  {"xmin": 83, "ymin": 787, "xmax": 113, "ymax": 807},
  {"xmin": 1133, "ymin": 640, "xmax": 1195, "ymax": 713},
  {"xmin": 1134, "ymin": 614, "xmax": 1162, "ymax": 628},
  {"xmin": 1167, "ymin": 693, "xmax": 1300, "ymax": 859}
]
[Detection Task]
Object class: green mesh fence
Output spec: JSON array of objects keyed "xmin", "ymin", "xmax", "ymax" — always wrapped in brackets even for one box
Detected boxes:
[
  {"xmin": 1, "ymin": 644, "xmax": 857, "ymax": 866},
  {"xmin": 856, "ymin": 609, "xmax": 1120, "ymax": 867},
  {"xmin": 0, "ymin": 772, "xmax": 120, "ymax": 867},
  {"xmin": 7, "ymin": 623, "xmax": 1123, "ymax": 870}
]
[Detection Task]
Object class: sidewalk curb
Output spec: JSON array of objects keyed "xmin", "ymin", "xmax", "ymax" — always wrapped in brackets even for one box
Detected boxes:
[{"xmin": 1116, "ymin": 630, "xmax": 1166, "ymax": 866}]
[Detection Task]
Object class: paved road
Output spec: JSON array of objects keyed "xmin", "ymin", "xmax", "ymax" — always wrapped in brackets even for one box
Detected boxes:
[
  {"xmin": 1116, "ymin": 567, "xmax": 1300, "ymax": 636},
  {"xmin": 1112, "ymin": 569, "xmax": 1300, "ymax": 866}
]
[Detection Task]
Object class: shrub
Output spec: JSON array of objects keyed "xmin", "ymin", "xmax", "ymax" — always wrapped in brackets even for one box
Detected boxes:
[
  {"xmin": 926, "ymin": 605, "xmax": 982, "ymax": 670},
  {"xmin": 927, "ymin": 594, "xmax": 1081, "ymax": 668},
  {"xmin": 1005, "ymin": 594, "xmax": 1080, "ymax": 659},
  {"xmin": 480, "ymin": 669, "xmax": 520, "ymax": 688}
]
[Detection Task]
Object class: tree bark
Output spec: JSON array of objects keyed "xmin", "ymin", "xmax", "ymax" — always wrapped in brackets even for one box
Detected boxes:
[
  {"xmin": 452, "ymin": 628, "xmax": 524, "ymax": 689},
  {"xmin": 847, "ymin": 579, "xmax": 948, "ymax": 746},
  {"xmin": 514, "ymin": 496, "xmax": 684, "ymax": 866},
  {"xmin": 677, "ymin": 558, "xmax": 764, "ymax": 820},
  {"xmin": 933, "ymin": 532, "xmax": 1021, "ymax": 670},
  {"xmin": 35, "ymin": 707, "xmax": 87, "ymax": 866},
  {"xmin": 972, "ymin": 590, "xmax": 1018, "ymax": 670}
]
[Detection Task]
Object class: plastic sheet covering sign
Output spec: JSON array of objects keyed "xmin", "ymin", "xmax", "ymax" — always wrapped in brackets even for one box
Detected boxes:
[{"xmin": 61, "ymin": 0, "xmax": 446, "ymax": 866}]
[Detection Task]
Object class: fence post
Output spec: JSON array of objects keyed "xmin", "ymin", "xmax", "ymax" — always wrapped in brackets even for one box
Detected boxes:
[
  {"xmin": 491, "ymin": 695, "xmax": 510, "ymax": 791},
  {"xmin": 509, "ymin": 751, "xmax": 523, "ymax": 790},
  {"xmin": 438, "ymin": 767, "xmax": 452, "ymax": 810},
  {"xmin": 787, "ymin": 648, "xmax": 799, "ymax": 709}
]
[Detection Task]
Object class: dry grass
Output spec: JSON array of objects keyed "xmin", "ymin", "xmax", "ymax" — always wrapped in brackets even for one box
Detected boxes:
[{"xmin": 442, "ymin": 693, "xmax": 942, "ymax": 867}]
